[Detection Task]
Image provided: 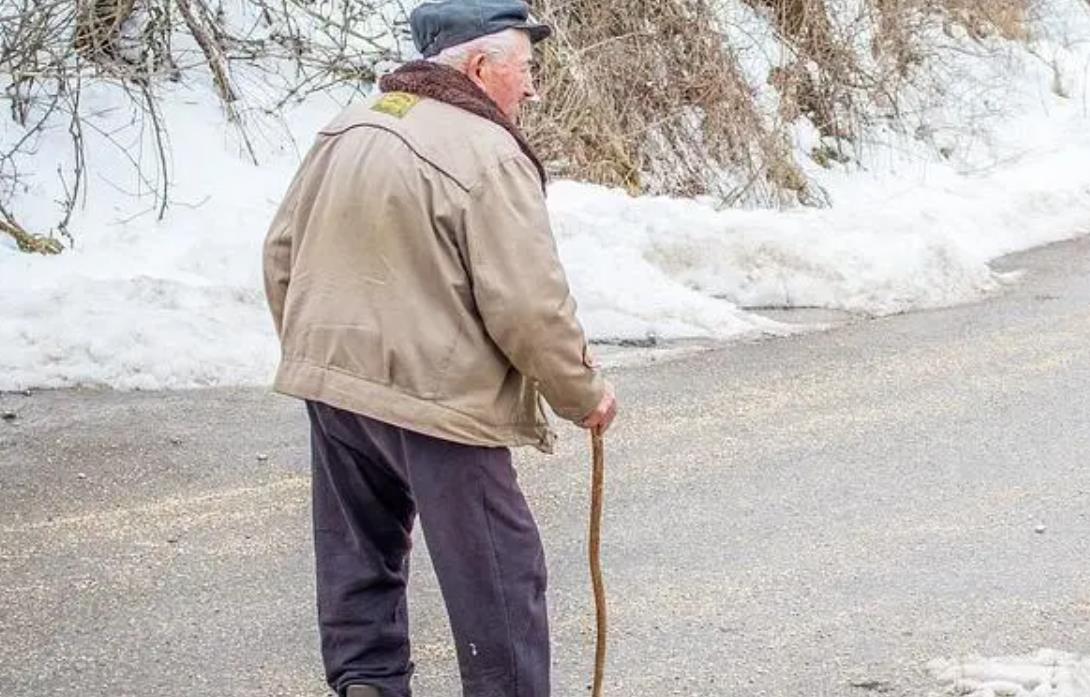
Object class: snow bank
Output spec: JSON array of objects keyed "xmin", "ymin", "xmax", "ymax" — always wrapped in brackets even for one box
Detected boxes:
[
  {"xmin": 556, "ymin": 96, "xmax": 1090, "ymax": 326},
  {"xmin": 0, "ymin": 83, "xmax": 338, "ymax": 390},
  {"xmin": 929, "ymin": 650, "xmax": 1090, "ymax": 697}
]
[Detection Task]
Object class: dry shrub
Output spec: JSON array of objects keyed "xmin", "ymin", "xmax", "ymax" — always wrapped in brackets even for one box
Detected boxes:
[
  {"xmin": 870, "ymin": 0, "xmax": 931, "ymax": 76},
  {"xmin": 525, "ymin": 0, "xmax": 1038, "ymax": 205},
  {"xmin": 74, "ymin": 0, "xmax": 138, "ymax": 60},
  {"xmin": 1, "ymin": 0, "xmax": 404, "ymax": 252},
  {"xmin": 864, "ymin": 0, "xmax": 1036, "ymax": 127},
  {"xmin": 748, "ymin": 0, "xmax": 863, "ymax": 138},
  {"xmin": 525, "ymin": 0, "xmax": 813, "ymax": 206},
  {"xmin": 941, "ymin": 0, "xmax": 1032, "ymax": 40},
  {"xmin": 2, "ymin": 0, "xmax": 1049, "ymax": 253},
  {"xmin": 760, "ymin": 0, "xmax": 1036, "ymax": 157},
  {"xmin": 873, "ymin": 0, "xmax": 1032, "ymax": 49}
]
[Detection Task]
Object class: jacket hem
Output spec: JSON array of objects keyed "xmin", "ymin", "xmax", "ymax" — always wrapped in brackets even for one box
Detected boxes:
[{"xmin": 273, "ymin": 359, "xmax": 557, "ymax": 454}]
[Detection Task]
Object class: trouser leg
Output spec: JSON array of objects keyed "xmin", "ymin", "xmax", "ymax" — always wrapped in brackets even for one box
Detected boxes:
[
  {"xmin": 400, "ymin": 431, "xmax": 551, "ymax": 697},
  {"xmin": 307, "ymin": 400, "xmax": 551, "ymax": 697},
  {"xmin": 307, "ymin": 401, "xmax": 415, "ymax": 697}
]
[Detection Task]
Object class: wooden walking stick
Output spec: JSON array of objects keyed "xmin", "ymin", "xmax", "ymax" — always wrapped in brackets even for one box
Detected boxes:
[{"xmin": 589, "ymin": 428, "xmax": 608, "ymax": 697}]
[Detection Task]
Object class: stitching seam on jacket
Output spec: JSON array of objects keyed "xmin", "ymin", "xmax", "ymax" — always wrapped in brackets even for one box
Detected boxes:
[{"xmin": 318, "ymin": 122, "xmax": 473, "ymax": 193}]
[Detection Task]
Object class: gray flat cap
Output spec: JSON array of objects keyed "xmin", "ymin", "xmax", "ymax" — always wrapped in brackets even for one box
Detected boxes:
[{"xmin": 410, "ymin": 0, "xmax": 552, "ymax": 59}]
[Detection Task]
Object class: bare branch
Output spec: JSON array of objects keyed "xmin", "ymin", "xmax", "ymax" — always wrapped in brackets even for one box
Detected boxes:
[
  {"xmin": 0, "ymin": 215, "xmax": 63, "ymax": 254},
  {"xmin": 174, "ymin": 0, "xmax": 237, "ymax": 103}
]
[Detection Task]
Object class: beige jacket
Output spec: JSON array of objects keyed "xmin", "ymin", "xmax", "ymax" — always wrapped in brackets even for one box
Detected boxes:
[{"xmin": 263, "ymin": 92, "xmax": 604, "ymax": 452}]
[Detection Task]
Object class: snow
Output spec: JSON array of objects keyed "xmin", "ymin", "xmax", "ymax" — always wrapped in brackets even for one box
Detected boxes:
[
  {"xmin": 0, "ymin": 82, "xmax": 341, "ymax": 390},
  {"xmin": 929, "ymin": 650, "xmax": 1090, "ymax": 697},
  {"xmin": 2, "ymin": 4, "xmax": 1090, "ymax": 390}
]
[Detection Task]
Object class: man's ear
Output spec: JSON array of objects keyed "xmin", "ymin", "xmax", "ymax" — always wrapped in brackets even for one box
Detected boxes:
[{"xmin": 467, "ymin": 52, "xmax": 487, "ymax": 82}]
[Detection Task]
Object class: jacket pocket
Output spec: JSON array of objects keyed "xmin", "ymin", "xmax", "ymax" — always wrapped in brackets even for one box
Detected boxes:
[{"xmin": 301, "ymin": 324, "xmax": 391, "ymax": 386}]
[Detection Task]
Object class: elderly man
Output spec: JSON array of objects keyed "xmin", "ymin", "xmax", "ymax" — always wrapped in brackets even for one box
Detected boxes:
[{"xmin": 262, "ymin": 1, "xmax": 617, "ymax": 696}]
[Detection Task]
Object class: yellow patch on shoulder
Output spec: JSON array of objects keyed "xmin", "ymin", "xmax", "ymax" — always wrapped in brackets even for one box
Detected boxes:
[{"xmin": 371, "ymin": 92, "xmax": 421, "ymax": 118}]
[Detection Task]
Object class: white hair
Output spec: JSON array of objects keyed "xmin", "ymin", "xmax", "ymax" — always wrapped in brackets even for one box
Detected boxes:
[{"xmin": 428, "ymin": 28, "xmax": 526, "ymax": 71}]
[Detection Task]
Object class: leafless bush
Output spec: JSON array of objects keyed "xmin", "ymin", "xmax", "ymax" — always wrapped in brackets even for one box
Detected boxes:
[
  {"xmin": 724, "ymin": 0, "xmax": 1042, "ymax": 173},
  {"xmin": 526, "ymin": 0, "xmax": 816, "ymax": 207},
  {"xmin": 242, "ymin": 0, "xmax": 409, "ymax": 106},
  {"xmin": 0, "ymin": 0, "xmax": 83, "ymax": 252},
  {"xmin": 0, "ymin": 0, "xmax": 1057, "ymax": 253},
  {"xmin": 524, "ymin": 0, "xmax": 1040, "ymax": 203},
  {"xmin": 747, "ymin": 0, "xmax": 866, "ymax": 141},
  {"xmin": 870, "ymin": 0, "xmax": 1032, "ymax": 56},
  {"xmin": 941, "ymin": 0, "xmax": 1032, "ymax": 40},
  {"xmin": 861, "ymin": 0, "xmax": 1039, "ymax": 144},
  {"xmin": 0, "ymin": 0, "xmax": 408, "ymax": 253}
]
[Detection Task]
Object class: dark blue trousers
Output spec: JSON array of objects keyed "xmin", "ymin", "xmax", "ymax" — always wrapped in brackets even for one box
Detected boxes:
[{"xmin": 306, "ymin": 401, "xmax": 550, "ymax": 697}]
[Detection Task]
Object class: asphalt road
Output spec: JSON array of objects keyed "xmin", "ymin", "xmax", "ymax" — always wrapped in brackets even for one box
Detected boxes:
[{"xmin": 2, "ymin": 237, "xmax": 1090, "ymax": 697}]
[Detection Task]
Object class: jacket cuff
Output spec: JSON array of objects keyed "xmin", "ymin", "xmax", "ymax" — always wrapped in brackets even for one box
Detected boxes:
[{"xmin": 554, "ymin": 370, "xmax": 607, "ymax": 424}]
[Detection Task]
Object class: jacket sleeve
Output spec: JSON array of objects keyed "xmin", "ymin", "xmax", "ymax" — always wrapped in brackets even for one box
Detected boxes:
[
  {"xmin": 262, "ymin": 160, "xmax": 308, "ymax": 339},
  {"xmin": 461, "ymin": 154, "xmax": 606, "ymax": 423}
]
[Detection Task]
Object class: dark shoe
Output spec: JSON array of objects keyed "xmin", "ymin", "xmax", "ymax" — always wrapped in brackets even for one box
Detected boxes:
[{"xmin": 345, "ymin": 686, "xmax": 381, "ymax": 697}]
